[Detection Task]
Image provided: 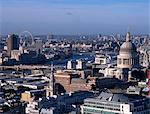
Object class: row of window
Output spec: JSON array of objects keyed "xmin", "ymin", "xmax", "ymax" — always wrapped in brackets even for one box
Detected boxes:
[
  {"xmin": 84, "ymin": 101, "xmax": 120, "ymax": 108},
  {"xmin": 83, "ymin": 104, "xmax": 120, "ymax": 111},
  {"xmin": 118, "ymin": 58, "xmax": 139, "ymax": 65},
  {"xmin": 83, "ymin": 108, "xmax": 119, "ymax": 114}
]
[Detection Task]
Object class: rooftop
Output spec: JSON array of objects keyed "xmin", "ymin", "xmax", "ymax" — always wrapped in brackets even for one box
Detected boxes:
[{"xmin": 85, "ymin": 91, "xmax": 147, "ymax": 104}]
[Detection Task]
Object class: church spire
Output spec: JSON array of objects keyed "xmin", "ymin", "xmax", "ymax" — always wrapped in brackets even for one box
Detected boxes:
[
  {"xmin": 126, "ymin": 32, "xmax": 131, "ymax": 42},
  {"xmin": 46, "ymin": 62, "xmax": 55, "ymax": 97},
  {"xmin": 50, "ymin": 62, "xmax": 55, "ymax": 96}
]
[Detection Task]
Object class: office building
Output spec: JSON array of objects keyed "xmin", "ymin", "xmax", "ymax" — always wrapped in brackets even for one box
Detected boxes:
[
  {"xmin": 67, "ymin": 60, "xmax": 76, "ymax": 69},
  {"xmin": 81, "ymin": 91, "xmax": 150, "ymax": 114},
  {"xmin": 94, "ymin": 54, "xmax": 111, "ymax": 65},
  {"xmin": 35, "ymin": 39, "xmax": 43, "ymax": 54},
  {"xmin": 76, "ymin": 59, "xmax": 86, "ymax": 70},
  {"xmin": 7, "ymin": 34, "xmax": 19, "ymax": 57}
]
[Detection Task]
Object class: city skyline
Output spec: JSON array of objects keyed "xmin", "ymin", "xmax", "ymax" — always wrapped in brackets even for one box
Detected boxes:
[
  {"xmin": 0, "ymin": 0, "xmax": 150, "ymax": 35},
  {"xmin": 0, "ymin": 1, "xmax": 150, "ymax": 113}
]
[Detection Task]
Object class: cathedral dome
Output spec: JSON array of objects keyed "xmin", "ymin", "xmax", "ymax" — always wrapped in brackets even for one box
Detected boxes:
[
  {"xmin": 119, "ymin": 32, "xmax": 137, "ymax": 54},
  {"xmin": 117, "ymin": 32, "xmax": 139, "ymax": 70},
  {"xmin": 120, "ymin": 41, "xmax": 136, "ymax": 53}
]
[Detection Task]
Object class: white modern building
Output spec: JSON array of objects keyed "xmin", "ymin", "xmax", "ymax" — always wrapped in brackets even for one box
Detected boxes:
[
  {"xmin": 94, "ymin": 54, "xmax": 111, "ymax": 65},
  {"xmin": 81, "ymin": 91, "xmax": 150, "ymax": 114},
  {"xmin": 76, "ymin": 59, "xmax": 86, "ymax": 70},
  {"xmin": 67, "ymin": 60, "xmax": 76, "ymax": 69}
]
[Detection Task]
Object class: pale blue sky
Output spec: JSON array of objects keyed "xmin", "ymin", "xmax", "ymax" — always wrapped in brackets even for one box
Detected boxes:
[{"xmin": 0, "ymin": 0, "xmax": 149, "ymax": 35}]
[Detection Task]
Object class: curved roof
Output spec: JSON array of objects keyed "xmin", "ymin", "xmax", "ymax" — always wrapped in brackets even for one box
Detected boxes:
[
  {"xmin": 120, "ymin": 41, "xmax": 136, "ymax": 52},
  {"xmin": 119, "ymin": 32, "xmax": 137, "ymax": 54}
]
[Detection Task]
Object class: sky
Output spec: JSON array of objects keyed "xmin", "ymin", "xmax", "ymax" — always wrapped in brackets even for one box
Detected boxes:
[{"xmin": 0, "ymin": 0, "xmax": 149, "ymax": 35}]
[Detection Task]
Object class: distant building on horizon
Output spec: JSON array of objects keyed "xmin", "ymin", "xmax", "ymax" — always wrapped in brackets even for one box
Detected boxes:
[
  {"xmin": 7, "ymin": 34, "xmax": 19, "ymax": 57},
  {"xmin": 35, "ymin": 39, "xmax": 43, "ymax": 54}
]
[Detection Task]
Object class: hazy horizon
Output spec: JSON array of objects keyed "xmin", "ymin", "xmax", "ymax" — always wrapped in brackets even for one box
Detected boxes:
[{"xmin": 0, "ymin": 0, "xmax": 150, "ymax": 35}]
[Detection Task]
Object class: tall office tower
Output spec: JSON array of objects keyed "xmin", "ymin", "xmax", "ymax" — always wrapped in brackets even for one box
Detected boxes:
[
  {"xmin": 97, "ymin": 34, "xmax": 101, "ymax": 39},
  {"xmin": 7, "ymin": 34, "xmax": 19, "ymax": 57},
  {"xmin": 47, "ymin": 34, "xmax": 54, "ymax": 42},
  {"xmin": 35, "ymin": 39, "xmax": 43, "ymax": 54}
]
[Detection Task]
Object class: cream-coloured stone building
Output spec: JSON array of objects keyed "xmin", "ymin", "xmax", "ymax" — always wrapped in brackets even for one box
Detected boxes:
[
  {"xmin": 104, "ymin": 32, "xmax": 140, "ymax": 81},
  {"xmin": 117, "ymin": 32, "xmax": 139, "ymax": 69}
]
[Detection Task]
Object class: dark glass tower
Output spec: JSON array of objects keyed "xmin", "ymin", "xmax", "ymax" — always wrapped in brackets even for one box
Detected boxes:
[{"xmin": 7, "ymin": 34, "xmax": 19, "ymax": 57}]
